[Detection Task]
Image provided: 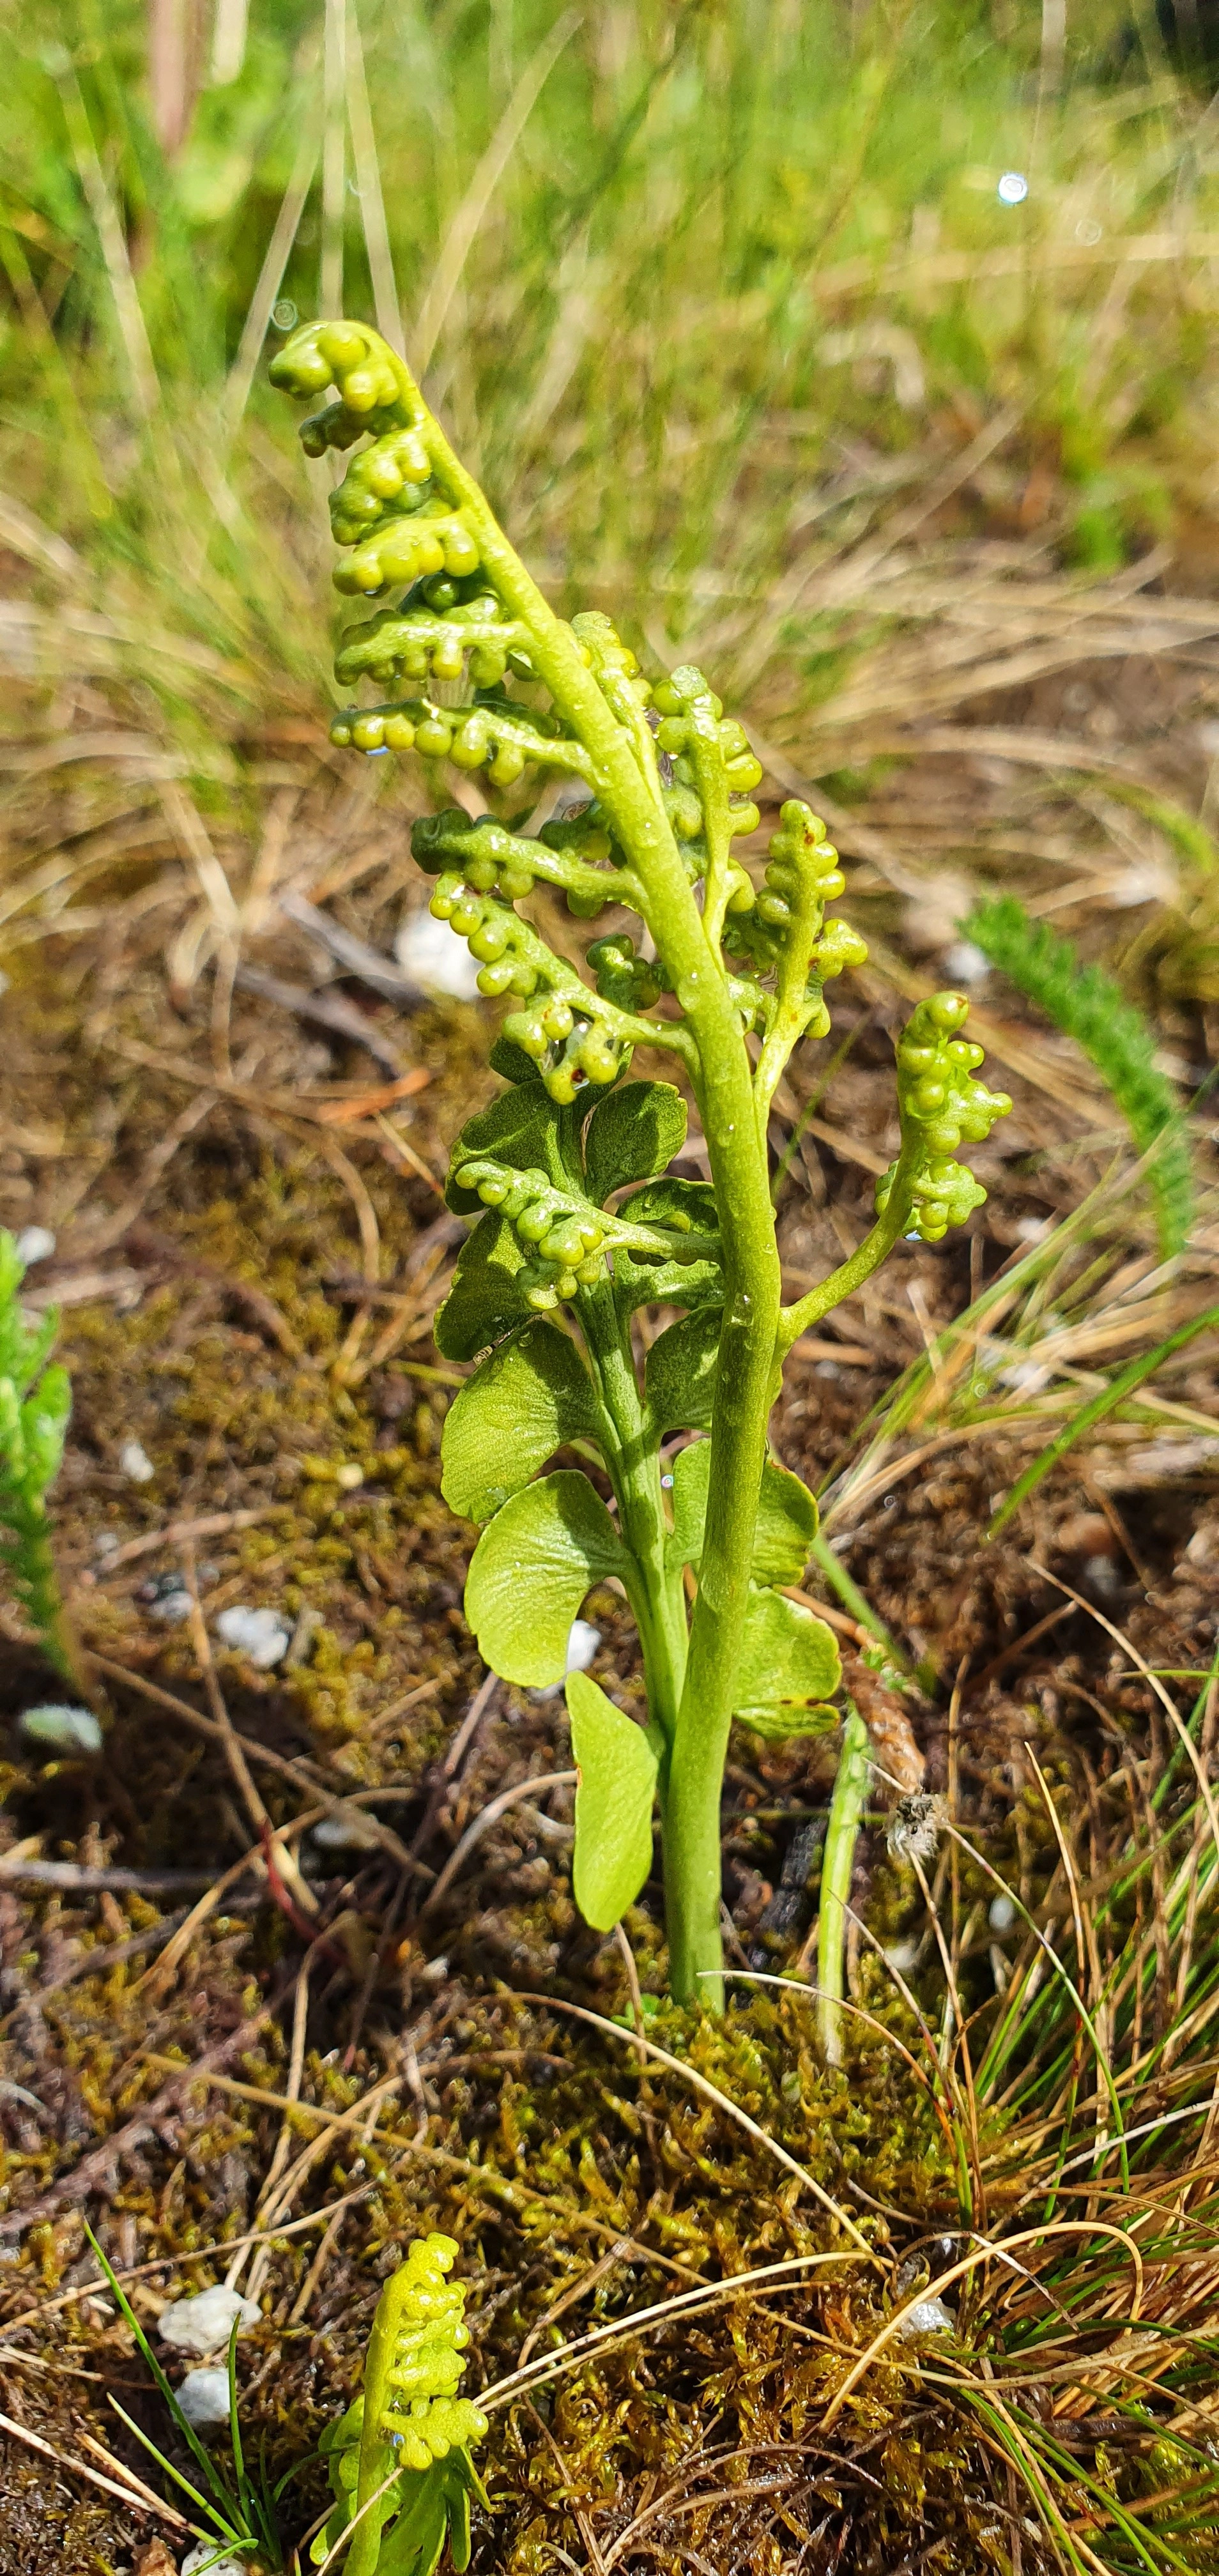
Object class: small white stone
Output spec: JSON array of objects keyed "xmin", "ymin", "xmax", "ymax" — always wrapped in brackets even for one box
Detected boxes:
[
  {"xmin": 940, "ymin": 940, "xmax": 990, "ymax": 985},
  {"xmin": 119, "ymin": 1440, "xmax": 156, "ymax": 1484},
  {"xmin": 148, "ymin": 1588, "xmax": 193, "ymax": 1624},
  {"xmin": 395, "ymin": 908, "xmax": 484, "ymax": 1000},
  {"xmin": 565, "ymin": 1620, "xmax": 601, "ymax": 1675},
  {"xmin": 19, "ymin": 1704, "xmax": 103, "ymax": 1755},
  {"xmin": 175, "ymin": 2365, "xmax": 233, "ymax": 2430},
  {"xmin": 898, "ymin": 2296, "xmax": 954, "ymax": 2336},
  {"xmin": 1084, "ymin": 1552, "xmax": 1121, "ymax": 1597},
  {"xmin": 215, "ymin": 1606, "xmax": 291, "ymax": 1669},
  {"xmin": 532, "ymin": 1619, "xmax": 602, "ymax": 1701},
  {"xmin": 312, "ymin": 1810, "xmax": 381, "ymax": 1851},
  {"xmin": 158, "ymin": 2285, "xmax": 260, "ymax": 2356},
  {"xmin": 14, "ymin": 1226, "xmax": 56, "ymax": 1266},
  {"xmin": 183, "ymin": 2544, "xmax": 249, "ymax": 2575},
  {"xmin": 988, "ymin": 1894, "xmax": 1016, "ymax": 1933}
]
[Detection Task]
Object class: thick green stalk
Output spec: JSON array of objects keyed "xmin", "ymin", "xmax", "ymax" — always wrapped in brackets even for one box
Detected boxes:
[
  {"xmin": 816, "ymin": 1701, "xmax": 872, "ymax": 2065},
  {"xmin": 664, "ymin": 1020, "xmax": 782, "ymax": 2009}
]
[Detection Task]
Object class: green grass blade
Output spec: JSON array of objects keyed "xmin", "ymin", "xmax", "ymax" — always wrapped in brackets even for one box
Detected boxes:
[
  {"xmin": 85, "ymin": 2227, "xmax": 249, "ymax": 2525},
  {"xmin": 106, "ymin": 2397, "xmax": 239, "ymax": 2537}
]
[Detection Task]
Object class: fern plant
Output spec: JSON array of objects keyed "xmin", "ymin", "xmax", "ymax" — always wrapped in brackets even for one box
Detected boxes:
[
  {"xmin": 314, "ymin": 2232, "xmax": 488, "ymax": 2576},
  {"xmin": 963, "ymin": 895, "xmax": 1194, "ymax": 1260},
  {"xmin": 0, "ymin": 1227, "xmax": 73, "ymax": 1678},
  {"xmin": 270, "ymin": 320, "xmax": 1011, "ymax": 2007}
]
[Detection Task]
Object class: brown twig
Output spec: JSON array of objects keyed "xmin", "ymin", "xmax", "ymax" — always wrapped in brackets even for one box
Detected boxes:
[
  {"xmin": 0, "ymin": 1907, "xmax": 191, "ymax": 2029},
  {"xmin": 88, "ymin": 1508, "xmax": 281, "ymax": 1572},
  {"xmin": 0, "ymin": 1858, "xmax": 225, "ymax": 1892},
  {"xmin": 178, "ymin": 1539, "xmax": 318, "ymax": 1922},
  {"xmin": 0, "ymin": 2184, "xmax": 379, "ymax": 2336},
  {"xmin": 419, "ymin": 1771, "xmax": 577, "ymax": 1917},
  {"xmin": 85, "ymin": 1653, "xmax": 420, "ymax": 1877},
  {"xmin": 233, "ymin": 962, "xmax": 404, "ymax": 1071},
  {"xmin": 0, "ymin": 2407, "xmax": 187, "ymax": 2527},
  {"xmin": 234, "ymin": 1952, "xmax": 313, "ymax": 2297}
]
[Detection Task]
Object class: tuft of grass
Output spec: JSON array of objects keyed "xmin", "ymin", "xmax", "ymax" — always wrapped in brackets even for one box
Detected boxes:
[{"xmin": 87, "ymin": 2225, "xmax": 290, "ymax": 2569}]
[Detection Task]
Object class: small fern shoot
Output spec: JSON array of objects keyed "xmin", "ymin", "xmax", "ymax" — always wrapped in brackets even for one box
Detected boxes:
[
  {"xmin": 315, "ymin": 2232, "xmax": 488, "ymax": 2576},
  {"xmin": 0, "ymin": 1228, "xmax": 74, "ymax": 1678},
  {"xmin": 962, "ymin": 895, "xmax": 1194, "ymax": 1260}
]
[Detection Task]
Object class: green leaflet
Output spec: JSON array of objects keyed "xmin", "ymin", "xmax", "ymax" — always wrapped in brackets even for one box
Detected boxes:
[
  {"xmin": 582, "ymin": 1079, "xmax": 687, "ymax": 1205},
  {"xmin": 666, "ymin": 1443, "xmax": 818, "ymax": 1587},
  {"xmin": 464, "ymin": 1470, "xmax": 629, "ymax": 1684},
  {"xmin": 445, "ymin": 1078, "xmax": 576, "ymax": 1213},
  {"xmin": 645, "ymin": 1306, "xmax": 723, "ymax": 1436},
  {"xmin": 433, "ymin": 1210, "xmax": 536, "ymax": 1361},
  {"xmin": 489, "ymin": 1033, "xmax": 543, "ymax": 1085},
  {"xmin": 567, "ymin": 1667, "xmax": 659, "ymax": 1931},
  {"xmin": 735, "ymin": 1586, "xmax": 841, "ymax": 1736},
  {"xmin": 613, "ymin": 1176, "xmax": 722, "ymax": 1312},
  {"xmin": 441, "ymin": 1320, "xmax": 601, "ymax": 1523}
]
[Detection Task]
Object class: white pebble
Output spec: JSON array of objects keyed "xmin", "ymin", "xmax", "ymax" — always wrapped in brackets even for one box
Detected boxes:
[
  {"xmin": 395, "ymin": 908, "xmax": 484, "ymax": 1000},
  {"xmin": 174, "ymin": 2365, "xmax": 233, "ymax": 2430},
  {"xmin": 566, "ymin": 1620, "xmax": 601, "ymax": 1675},
  {"xmin": 312, "ymin": 1811, "xmax": 381, "ymax": 1851},
  {"xmin": 988, "ymin": 1893, "xmax": 1017, "ymax": 1933},
  {"xmin": 19, "ymin": 1704, "xmax": 102, "ymax": 1755},
  {"xmin": 1084, "ymin": 1552, "xmax": 1122, "ymax": 1597},
  {"xmin": 148, "ymin": 1588, "xmax": 193, "ymax": 1624},
  {"xmin": 14, "ymin": 1226, "xmax": 56, "ymax": 1266},
  {"xmin": 940, "ymin": 940, "xmax": 990, "ymax": 985},
  {"xmin": 183, "ymin": 2544, "xmax": 249, "ymax": 2574},
  {"xmin": 119, "ymin": 1440, "xmax": 156, "ymax": 1484},
  {"xmin": 159, "ymin": 2285, "xmax": 261, "ymax": 2356},
  {"xmin": 215, "ymin": 1606, "xmax": 291, "ymax": 1669},
  {"xmin": 532, "ymin": 1619, "xmax": 602, "ymax": 1702},
  {"xmin": 898, "ymin": 2296, "xmax": 954, "ymax": 2336}
]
